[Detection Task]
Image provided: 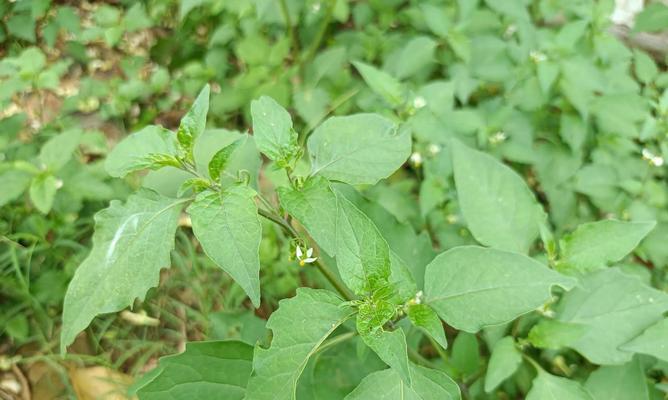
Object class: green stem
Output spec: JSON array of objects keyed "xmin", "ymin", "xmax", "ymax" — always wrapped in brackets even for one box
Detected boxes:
[
  {"xmin": 279, "ymin": 0, "xmax": 300, "ymax": 60},
  {"xmin": 257, "ymin": 208, "xmax": 354, "ymax": 301},
  {"xmin": 315, "ymin": 331, "xmax": 356, "ymax": 355},
  {"xmin": 302, "ymin": 0, "xmax": 336, "ymax": 65}
]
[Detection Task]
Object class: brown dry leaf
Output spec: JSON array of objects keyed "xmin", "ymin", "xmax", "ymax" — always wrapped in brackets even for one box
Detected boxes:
[{"xmin": 68, "ymin": 367, "xmax": 134, "ymax": 400}]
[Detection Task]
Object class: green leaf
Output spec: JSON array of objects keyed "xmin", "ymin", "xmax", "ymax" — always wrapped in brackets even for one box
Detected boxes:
[
  {"xmin": 633, "ymin": 3, "xmax": 668, "ymax": 33},
  {"xmin": 250, "ymin": 96, "xmax": 298, "ymax": 164},
  {"xmin": 335, "ymin": 194, "xmax": 391, "ymax": 294},
  {"xmin": 105, "ymin": 125, "xmax": 178, "ymax": 178},
  {"xmin": 308, "ymin": 114, "xmax": 410, "ymax": 185},
  {"xmin": 177, "ymin": 84, "xmax": 210, "ymax": 150},
  {"xmin": 407, "ymin": 304, "xmax": 447, "ymax": 349},
  {"xmin": 584, "ymin": 358, "xmax": 649, "ymax": 400},
  {"xmin": 556, "ymin": 219, "xmax": 656, "ymax": 275},
  {"xmin": 352, "ymin": 61, "xmax": 404, "ymax": 107},
  {"xmin": 555, "ymin": 268, "xmax": 668, "ymax": 364},
  {"xmin": 187, "ymin": 186, "xmax": 262, "ymax": 307},
  {"xmin": 451, "ymin": 332, "xmax": 480, "ymax": 377},
  {"xmin": 451, "ymin": 140, "xmax": 540, "ymax": 253},
  {"xmin": 620, "ymin": 318, "xmax": 668, "ymax": 362},
  {"xmin": 345, "ymin": 364, "xmax": 460, "ymax": 400},
  {"xmin": 424, "ymin": 246, "xmax": 575, "ymax": 332},
  {"xmin": 245, "ymin": 288, "xmax": 354, "ymax": 400},
  {"xmin": 392, "ymin": 36, "xmax": 437, "ymax": 80},
  {"xmin": 277, "ymin": 176, "xmax": 338, "ymax": 256},
  {"xmin": 526, "ymin": 371, "xmax": 593, "ymax": 400},
  {"xmin": 38, "ymin": 129, "xmax": 82, "ymax": 171},
  {"xmin": 484, "ymin": 337, "xmax": 521, "ymax": 393},
  {"xmin": 194, "ymin": 130, "xmax": 261, "ymax": 187},
  {"xmin": 29, "ymin": 174, "xmax": 59, "ymax": 214},
  {"xmin": 208, "ymin": 138, "xmax": 243, "ymax": 182},
  {"xmin": 61, "ymin": 190, "xmax": 184, "ymax": 352},
  {"xmin": 0, "ymin": 169, "xmax": 32, "ymax": 207},
  {"xmin": 134, "ymin": 341, "xmax": 253, "ymax": 400},
  {"xmin": 527, "ymin": 319, "xmax": 586, "ymax": 350},
  {"xmin": 359, "ymin": 329, "xmax": 411, "ymax": 386}
]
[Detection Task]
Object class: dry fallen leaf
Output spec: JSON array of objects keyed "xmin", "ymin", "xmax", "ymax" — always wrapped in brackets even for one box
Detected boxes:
[{"xmin": 68, "ymin": 367, "xmax": 134, "ymax": 400}]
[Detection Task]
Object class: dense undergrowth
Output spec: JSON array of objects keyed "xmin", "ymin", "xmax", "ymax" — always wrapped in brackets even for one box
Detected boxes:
[{"xmin": 1, "ymin": 0, "xmax": 668, "ymax": 399}]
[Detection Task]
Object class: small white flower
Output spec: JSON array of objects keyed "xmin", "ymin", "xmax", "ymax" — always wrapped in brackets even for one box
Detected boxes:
[
  {"xmin": 55, "ymin": 179, "xmax": 64, "ymax": 189},
  {"xmin": 642, "ymin": 148, "xmax": 665, "ymax": 167},
  {"xmin": 312, "ymin": 3, "xmax": 321, "ymax": 12},
  {"xmin": 504, "ymin": 24, "xmax": 517, "ymax": 39},
  {"xmin": 489, "ymin": 131, "xmax": 508, "ymax": 144},
  {"xmin": 413, "ymin": 96, "xmax": 427, "ymax": 109},
  {"xmin": 296, "ymin": 246, "xmax": 317, "ymax": 266},
  {"xmin": 529, "ymin": 50, "xmax": 547, "ymax": 63},
  {"xmin": 410, "ymin": 152, "xmax": 423, "ymax": 168},
  {"xmin": 427, "ymin": 143, "xmax": 441, "ymax": 156}
]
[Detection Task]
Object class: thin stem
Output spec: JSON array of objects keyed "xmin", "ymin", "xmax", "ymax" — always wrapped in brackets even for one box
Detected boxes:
[
  {"xmin": 302, "ymin": 0, "xmax": 336, "ymax": 64},
  {"xmin": 279, "ymin": 0, "xmax": 300, "ymax": 60},
  {"xmin": 408, "ymin": 346, "xmax": 438, "ymax": 369},
  {"xmin": 315, "ymin": 331, "xmax": 356, "ymax": 355},
  {"xmin": 256, "ymin": 208, "xmax": 354, "ymax": 301}
]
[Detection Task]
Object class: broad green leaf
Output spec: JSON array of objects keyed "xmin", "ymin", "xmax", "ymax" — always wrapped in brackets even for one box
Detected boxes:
[
  {"xmin": 0, "ymin": 169, "xmax": 32, "ymax": 206},
  {"xmin": 335, "ymin": 194, "xmax": 391, "ymax": 294},
  {"xmin": 424, "ymin": 246, "xmax": 575, "ymax": 332},
  {"xmin": 61, "ymin": 190, "xmax": 184, "ymax": 352},
  {"xmin": 250, "ymin": 96, "xmax": 298, "ymax": 163},
  {"xmin": 451, "ymin": 140, "xmax": 540, "ymax": 253},
  {"xmin": 584, "ymin": 358, "xmax": 649, "ymax": 400},
  {"xmin": 392, "ymin": 36, "xmax": 437, "ymax": 80},
  {"xmin": 277, "ymin": 176, "xmax": 338, "ymax": 256},
  {"xmin": 620, "ymin": 318, "xmax": 668, "ymax": 362},
  {"xmin": 352, "ymin": 61, "xmax": 404, "ymax": 107},
  {"xmin": 556, "ymin": 268, "xmax": 668, "ymax": 364},
  {"xmin": 633, "ymin": 3, "xmax": 668, "ymax": 33},
  {"xmin": 308, "ymin": 114, "xmax": 409, "ymax": 185},
  {"xmin": 407, "ymin": 304, "xmax": 447, "ymax": 349},
  {"xmin": 451, "ymin": 332, "xmax": 480, "ymax": 377},
  {"xmin": 105, "ymin": 125, "xmax": 178, "ymax": 178},
  {"xmin": 187, "ymin": 186, "xmax": 262, "ymax": 307},
  {"xmin": 29, "ymin": 174, "xmax": 59, "ymax": 214},
  {"xmin": 528, "ymin": 319, "xmax": 586, "ymax": 350},
  {"xmin": 245, "ymin": 288, "xmax": 353, "ymax": 400},
  {"xmin": 484, "ymin": 337, "xmax": 521, "ymax": 393},
  {"xmin": 177, "ymin": 84, "xmax": 210, "ymax": 150},
  {"xmin": 208, "ymin": 138, "xmax": 243, "ymax": 182},
  {"xmin": 557, "ymin": 219, "xmax": 656, "ymax": 275},
  {"xmin": 38, "ymin": 129, "xmax": 82, "ymax": 171},
  {"xmin": 345, "ymin": 364, "xmax": 460, "ymax": 400},
  {"xmin": 359, "ymin": 329, "xmax": 411, "ymax": 386},
  {"xmin": 526, "ymin": 371, "xmax": 593, "ymax": 400},
  {"xmin": 135, "ymin": 341, "xmax": 253, "ymax": 400}
]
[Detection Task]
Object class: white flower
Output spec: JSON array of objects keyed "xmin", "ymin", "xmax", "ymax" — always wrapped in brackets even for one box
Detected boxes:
[
  {"xmin": 529, "ymin": 50, "xmax": 547, "ymax": 63},
  {"xmin": 296, "ymin": 246, "xmax": 317, "ymax": 266},
  {"xmin": 642, "ymin": 148, "xmax": 665, "ymax": 167},
  {"xmin": 410, "ymin": 152, "xmax": 423, "ymax": 168},
  {"xmin": 413, "ymin": 96, "xmax": 427, "ymax": 109},
  {"xmin": 504, "ymin": 24, "xmax": 517, "ymax": 39},
  {"xmin": 489, "ymin": 131, "xmax": 508, "ymax": 144},
  {"xmin": 427, "ymin": 143, "xmax": 441, "ymax": 156}
]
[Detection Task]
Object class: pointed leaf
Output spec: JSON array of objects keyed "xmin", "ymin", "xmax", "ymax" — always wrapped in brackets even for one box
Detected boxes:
[
  {"xmin": 245, "ymin": 288, "xmax": 354, "ymax": 400},
  {"xmin": 359, "ymin": 329, "xmax": 411, "ymax": 386},
  {"xmin": 335, "ymin": 194, "xmax": 391, "ymax": 294},
  {"xmin": 277, "ymin": 176, "xmax": 338, "ymax": 256},
  {"xmin": 407, "ymin": 304, "xmax": 447, "ymax": 349},
  {"xmin": 29, "ymin": 174, "xmax": 59, "ymax": 214},
  {"xmin": 105, "ymin": 125, "xmax": 178, "ymax": 177},
  {"xmin": 424, "ymin": 246, "xmax": 575, "ymax": 332},
  {"xmin": 585, "ymin": 358, "xmax": 649, "ymax": 400},
  {"xmin": 557, "ymin": 219, "xmax": 656, "ymax": 275},
  {"xmin": 620, "ymin": 318, "xmax": 668, "ymax": 362},
  {"xmin": 187, "ymin": 186, "xmax": 262, "ymax": 307},
  {"xmin": 451, "ymin": 139, "xmax": 540, "ymax": 253},
  {"xmin": 250, "ymin": 96, "xmax": 298, "ymax": 163},
  {"xmin": 527, "ymin": 371, "xmax": 593, "ymax": 400},
  {"xmin": 484, "ymin": 337, "xmax": 522, "ymax": 393},
  {"xmin": 177, "ymin": 84, "xmax": 210, "ymax": 149},
  {"xmin": 0, "ymin": 169, "xmax": 32, "ymax": 207},
  {"xmin": 556, "ymin": 268, "xmax": 668, "ymax": 364},
  {"xmin": 135, "ymin": 341, "xmax": 253, "ymax": 400},
  {"xmin": 345, "ymin": 364, "xmax": 460, "ymax": 400},
  {"xmin": 308, "ymin": 114, "xmax": 410, "ymax": 185},
  {"xmin": 39, "ymin": 128, "xmax": 82, "ymax": 171},
  {"xmin": 208, "ymin": 138, "xmax": 244, "ymax": 182},
  {"xmin": 352, "ymin": 61, "xmax": 405, "ymax": 107},
  {"xmin": 61, "ymin": 190, "xmax": 184, "ymax": 352}
]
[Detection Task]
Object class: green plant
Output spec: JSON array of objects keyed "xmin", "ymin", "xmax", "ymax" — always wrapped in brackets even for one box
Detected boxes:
[{"xmin": 59, "ymin": 85, "xmax": 667, "ymax": 399}]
